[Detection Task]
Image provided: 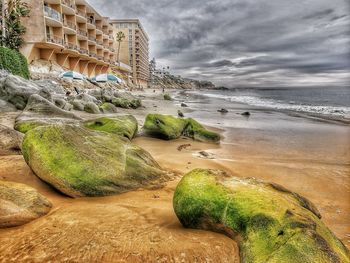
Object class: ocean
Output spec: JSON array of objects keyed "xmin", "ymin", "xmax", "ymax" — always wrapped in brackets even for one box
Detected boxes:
[{"xmin": 188, "ymin": 86, "xmax": 350, "ymax": 118}]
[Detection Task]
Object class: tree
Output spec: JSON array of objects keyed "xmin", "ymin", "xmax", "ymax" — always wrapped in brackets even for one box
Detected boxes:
[
  {"xmin": 0, "ymin": 0, "xmax": 30, "ymax": 50},
  {"xmin": 115, "ymin": 31, "xmax": 125, "ymax": 67}
]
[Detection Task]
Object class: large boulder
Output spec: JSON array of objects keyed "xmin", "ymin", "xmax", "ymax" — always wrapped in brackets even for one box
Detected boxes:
[
  {"xmin": 22, "ymin": 124, "xmax": 169, "ymax": 197},
  {"xmin": 0, "ymin": 180, "xmax": 52, "ymax": 228},
  {"xmin": 14, "ymin": 94, "xmax": 81, "ymax": 133},
  {"xmin": 99, "ymin": 102, "xmax": 118, "ymax": 114},
  {"xmin": 0, "ymin": 74, "xmax": 42, "ymax": 110},
  {"xmin": 0, "ymin": 125, "xmax": 23, "ymax": 155},
  {"xmin": 84, "ymin": 102, "xmax": 101, "ymax": 114},
  {"xmin": 143, "ymin": 114, "xmax": 220, "ymax": 143},
  {"xmin": 83, "ymin": 115, "xmax": 138, "ymax": 140},
  {"xmin": 173, "ymin": 169, "xmax": 350, "ymax": 263}
]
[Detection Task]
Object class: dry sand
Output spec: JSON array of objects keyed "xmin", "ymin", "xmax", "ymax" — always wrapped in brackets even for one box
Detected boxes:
[{"xmin": 0, "ymin": 89, "xmax": 349, "ymax": 262}]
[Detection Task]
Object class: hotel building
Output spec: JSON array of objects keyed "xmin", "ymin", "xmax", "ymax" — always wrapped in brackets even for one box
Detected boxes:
[
  {"xmin": 20, "ymin": 0, "xmax": 132, "ymax": 79},
  {"xmin": 110, "ymin": 19, "xmax": 150, "ymax": 89}
]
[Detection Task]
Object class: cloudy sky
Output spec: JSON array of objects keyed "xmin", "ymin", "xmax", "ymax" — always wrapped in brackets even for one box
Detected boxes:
[{"xmin": 89, "ymin": 0, "xmax": 350, "ymax": 87}]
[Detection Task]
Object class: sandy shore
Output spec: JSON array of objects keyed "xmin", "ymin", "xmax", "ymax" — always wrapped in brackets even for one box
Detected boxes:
[{"xmin": 0, "ymin": 88, "xmax": 349, "ymax": 262}]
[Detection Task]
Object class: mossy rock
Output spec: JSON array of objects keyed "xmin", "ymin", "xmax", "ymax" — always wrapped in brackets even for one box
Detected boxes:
[
  {"xmin": 112, "ymin": 97, "xmax": 142, "ymax": 109},
  {"xmin": 84, "ymin": 102, "xmax": 101, "ymax": 114},
  {"xmin": 14, "ymin": 120, "xmax": 48, "ymax": 134},
  {"xmin": 99, "ymin": 102, "xmax": 118, "ymax": 114},
  {"xmin": 183, "ymin": 118, "xmax": 220, "ymax": 143},
  {"xmin": 143, "ymin": 114, "xmax": 188, "ymax": 140},
  {"xmin": 143, "ymin": 114, "xmax": 220, "ymax": 143},
  {"xmin": 0, "ymin": 180, "xmax": 52, "ymax": 228},
  {"xmin": 22, "ymin": 124, "xmax": 169, "ymax": 198},
  {"xmin": 164, "ymin": 94, "xmax": 172, "ymax": 101},
  {"xmin": 173, "ymin": 169, "xmax": 350, "ymax": 263},
  {"xmin": 83, "ymin": 115, "xmax": 138, "ymax": 140}
]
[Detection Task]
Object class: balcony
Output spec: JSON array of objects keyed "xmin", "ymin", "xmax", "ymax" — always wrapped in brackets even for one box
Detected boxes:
[
  {"xmin": 96, "ymin": 39, "xmax": 103, "ymax": 45},
  {"xmin": 63, "ymin": 20, "xmax": 76, "ymax": 33},
  {"xmin": 97, "ymin": 55, "xmax": 104, "ymax": 61},
  {"xmin": 46, "ymin": 35, "xmax": 64, "ymax": 46},
  {"xmin": 64, "ymin": 41, "xmax": 78, "ymax": 51},
  {"xmin": 79, "ymin": 48, "xmax": 89, "ymax": 55},
  {"xmin": 76, "ymin": 9, "xmax": 87, "ymax": 22},
  {"xmin": 77, "ymin": 29, "xmax": 88, "ymax": 39},
  {"xmin": 87, "ymin": 18, "xmax": 96, "ymax": 29},
  {"xmin": 44, "ymin": 6, "xmax": 62, "ymax": 26},
  {"xmin": 88, "ymin": 35, "xmax": 96, "ymax": 42},
  {"xmin": 61, "ymin": 0, "xmax": 76, "ymax": 15}
]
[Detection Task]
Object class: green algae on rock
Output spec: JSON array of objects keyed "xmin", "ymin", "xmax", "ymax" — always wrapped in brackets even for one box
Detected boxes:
[
  {"xmin": 164, "ymin": 94, "xmax": 172, "ymax": 101},
  {"xmin": 143, "ymin": 114, "xmax": 220, "ymax": 143},
  {"xmin": 0, "ymin": 180, "xmax": 52, "ymax": 228},
  {"xmin": 112, "ymin": 97, "xmax": 142, "ymax": 109},
  {"xmin": 173, "ymin": 169, "xmax": 350, "ymax": 263},
  {"xmin": 83, "ymin": 115, "xmax": 138, "ymax": 140},
  {"xmin": 22, "ymin": 124, "xmax": 169, "ymax": 198},
  {"xmin": 99, "ymin": 102, "xmax": 118, "ymax": 114}
]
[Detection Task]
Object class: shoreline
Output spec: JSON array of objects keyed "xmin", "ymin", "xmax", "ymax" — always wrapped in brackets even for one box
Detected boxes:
[{"xmin": 0, "ymin": 87, "xmax": 349, "ymax": 261}]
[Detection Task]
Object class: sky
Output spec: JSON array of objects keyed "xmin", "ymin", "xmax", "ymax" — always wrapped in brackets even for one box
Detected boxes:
[{"xmin": 89, "ymin": 0, "xmax": 350, "ymax": 88}]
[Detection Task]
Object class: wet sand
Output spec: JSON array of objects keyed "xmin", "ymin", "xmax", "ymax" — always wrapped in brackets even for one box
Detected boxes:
[{"xmin": 0, "ymin": 89, "xmax": 349, "ymax": 262}]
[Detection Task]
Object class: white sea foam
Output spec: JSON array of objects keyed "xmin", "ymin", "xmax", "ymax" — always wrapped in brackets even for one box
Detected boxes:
[{"xmin": 197, "ymin": 92, "xmax": 350, "ymax": 117}]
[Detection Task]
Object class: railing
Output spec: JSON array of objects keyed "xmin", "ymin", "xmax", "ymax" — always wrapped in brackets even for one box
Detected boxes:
[
  {"xmin": 88, "ymin": 35, "xmax": 96, "ymax": 42},
  {"xmin": 46, "ymin": 35, "xmax": 64, "ymax": 45},
  {"xmin": 61, "ymin": 0, "xmax": 75, "ymax": 10},
  {"xmin": 76, "ymin": 9, "xmax": 86, "ymax": 18},
  {"xmin": 44, "ymin": 6, "xmax": 62, "ymax": 22},
  {"xmin": 63, "ymin": 20, "xmax": 76, "ymax": 30},
  {"xmin": 96, "ymin": 25, "xmax": 103, "ymax": 31},
  {"xmin": 79, "ymin": 48, "xmax": 89, "ymax": 55},
  {"xmin": 109, "ymin": 47, "xmax": 115, "ymax": 52},
  {"xmin": 77, "ymin": 29, "xmax": 88, "ymax": 37},
  {"xmin": 64, "ymin": 41, "xmax": 77, "ymax": 50},
  {"xmin": 96, "ymin": 40, "xmax": 103, "ymax": 45},
  {"xmin": 97, "ymin": 55, "xmax": 104, "ymax": 60},
  {"xmin": 87, "ymin": 18, "xmax": 96, "ymax": 26},
  {"xmin": 89, "ymin": 52, "xmax": 97, "ymax": 58}
]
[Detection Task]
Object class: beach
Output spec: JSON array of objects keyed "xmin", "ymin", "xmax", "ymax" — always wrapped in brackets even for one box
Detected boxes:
[{"xmin": 0, "ymin": 88, "xmax": 349, "ymax": 262}]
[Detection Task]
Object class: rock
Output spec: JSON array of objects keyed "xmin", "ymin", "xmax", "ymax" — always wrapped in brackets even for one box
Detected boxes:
[
  {"xmin": 178, "ymin": 110, "xmax": 184, "ymax": 118},
  {"xmin": 181, "ymin": 103, "xmax": 188, "ymax": 108},
  {"xmin": 218, "ymin": 108, "xmax": 228, "ymax": 113},
  {"xmin": 22, "ymin": 124, "xmax": 169, "ymax": 197},
  {"xmin": 0, "ymin": 125, "xmax": 23, "ymax": 155},
  {"xmin": 174, "ymin": 169, "xmax": 350, "ymax": 263},
  {"xmin": 143, "ymin": 114, "xmax": 188, "ymax": 140},
  {"xmin": 33, "ymin": 79, "xmax": 66, "ymax": 95},
  {"xmin": 14, "ymin": 94, "xmax": 81, "ymax": 133},
  {"xmin": 83, "ymin": 115, "xmax": 138, "ymax": 140},
  {"xmin": 84, "ymin": 102, "xmax": 101, "ymax": 114},
  {"xmin": 0, "ymin": 99, "xmax": 17, "ymax": 112},
  {"xmin": 99, "ymin": 103, "xmax": 118, "ymax": 114},
  {"xmin": 0, "ymin": 180, "xmax": 52, "ymax": 228},
  {"xmin": 164, "ymin": 94, "xmax": 172, "ymax": 101},
  {"xmin": 241, "ymin": 111, "xmax": 251, "ymax": 116},
  {"xmin": 143, "ymin": 114, "xmax": 220, "ymax": 143},
  {"xmin": 0, "ymin": 74, "xmax": 41, "ymax": 110},
  {"xmin": 54, "ymin": 98, "xmax": 72, "ymax": 111},
  {"xmin": 71, "ymin": 100, "xmax": 85, "ymax": 111},
  {"xmin": 112, "ymin": 97, "xmax": 142, "ymax": 109},
  {"xmin": 75, "ymin": 93, "xmax": 99, "ymax": 104}
]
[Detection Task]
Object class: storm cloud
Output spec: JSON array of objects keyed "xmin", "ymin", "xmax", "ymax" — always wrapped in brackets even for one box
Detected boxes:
[{"xmin": 89, "ymin": 0, "xmax": 350, "ymax": 87}]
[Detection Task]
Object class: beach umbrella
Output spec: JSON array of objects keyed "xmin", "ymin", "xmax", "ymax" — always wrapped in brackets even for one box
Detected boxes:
[
  {"xmin": 91, "ymin": 73, "xmax": 122, "ymax": 83},
  {"xmin": 59, "ymin": 71, "xmax": 85, "ymax": 80}
]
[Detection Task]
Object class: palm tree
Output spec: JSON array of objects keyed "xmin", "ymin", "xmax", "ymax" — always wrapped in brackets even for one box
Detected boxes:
[
  {"xmin": 115, "ymin": 31, "xmax": 125, "ymax": 67},
  {"xmin": 0, "ymin": 0, "xmax": 29, "ymax": 49}
]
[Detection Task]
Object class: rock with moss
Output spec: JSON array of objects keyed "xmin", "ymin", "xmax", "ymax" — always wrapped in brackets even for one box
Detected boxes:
[
  {"xmin": 83, "ymin": 115, "xmax": 138, "ymax": 140},
  {"xmin": 112, "ymin": 97, "xmax": 141, "ymax": 109},
  {"xmin": 164, "ymin": 94, "xmax": 172, "ymax": 101},
  {"xmin": 173, "ymin": 169, "xmax": 350, "ymax": 263},
  {"xmin": 0, "ymin": 180, "xmax": 52, "ymax": 228},
  {"xmin": 99, "ymin": 102, "xmax": 118, "ymax": 114},
  {"xmin": 84, "ymin": 102, "xmax": 101, "ymax": 114},
  {"xmin": 143, "ymin": 114, "xmax": 188, "ymax": 140},
  {"xmin": 143, "ymin": 114, "xmax": 220, "ymax": 143},
  {"xmin": 22, "ymin": 124, "xmax": 169, "ymax": 198},
  {"xmin": 183, "ymin": 118, "xmax": 220, "ymax": 143},
  {"xmin": 14, "ymin": 94, "xmax": 81, "ymax": 133}
]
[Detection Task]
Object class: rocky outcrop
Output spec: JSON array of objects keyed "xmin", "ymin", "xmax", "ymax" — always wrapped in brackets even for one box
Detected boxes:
[
  {"xmin": 83, "ymin": 115, "xmax": 138, "ymax": 140},
  {"xmin": 84, "ymin": 102, "xmax": 101, "ymax": 114},
  {"xmin": 173, "ymin": 169, "xmax": 350, "ymax": 263},
  {"xmin": 0, "ymin": 180, "xmax": 52, "ymax": 228},
  {"xmin": 99, "ymin": 103, "xmax": 118, "ymax": 114},
  {"xmin": 14, "ymin": 94, "xmax": 81, "ymax": 133},
  {"xmin": 22, "ymin": 124, "xmax": 169, "ymax": 197},
  {"xmin": 0, "ymin": 125, "xmax": 23, "ymax": 155},
  {"xmin": 143, "ymin": 114, "xmax": 220, "ymax": 143}
]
